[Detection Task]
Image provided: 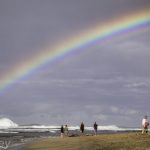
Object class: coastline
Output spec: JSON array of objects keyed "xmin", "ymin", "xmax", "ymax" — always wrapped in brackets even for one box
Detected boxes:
[{"xmin": 0, "ymin": 130, "xmax": 147, "ymax": 150}]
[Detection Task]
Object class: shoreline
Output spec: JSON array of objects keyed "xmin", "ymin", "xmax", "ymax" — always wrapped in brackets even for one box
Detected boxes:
[{"xmin": 0, "ymin": 130, "xmax": 146, "ymax": 150}]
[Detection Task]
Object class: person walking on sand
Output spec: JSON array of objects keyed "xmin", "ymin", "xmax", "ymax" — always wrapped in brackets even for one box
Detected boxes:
[
  {"xmin": 80, "ymin": 122, "xmax": 84, "ymax": 134},
  {"xmin": 60, "ymin": 125, "xmax": 64, "ymax": 137},
  {"xmin": 64, "ymin": 124, "xmax": 69, "ymax": 136},
  {"xmin": 142, "ymin": 115, "xmax": 149, "ymax": 134},
  {"xmin": 93, "ymin": 122, "xmax": 98, "ymax": 135}
]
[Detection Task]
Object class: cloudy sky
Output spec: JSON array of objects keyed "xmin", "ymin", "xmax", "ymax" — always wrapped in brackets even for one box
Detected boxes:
[{"xmin": 0, "ymin": 0, "xmax": 150, "ymax": 127}]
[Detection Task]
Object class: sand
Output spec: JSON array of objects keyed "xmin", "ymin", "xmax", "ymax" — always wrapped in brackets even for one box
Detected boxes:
[{"xmin": 25, "ymin": 132, "xmax": 150, "ymax": 150}]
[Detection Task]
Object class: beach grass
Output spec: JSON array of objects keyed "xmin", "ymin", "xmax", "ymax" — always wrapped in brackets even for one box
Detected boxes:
[{"xmin": 25, "ymin": 132, "xmax": 150, "ymax": 150}]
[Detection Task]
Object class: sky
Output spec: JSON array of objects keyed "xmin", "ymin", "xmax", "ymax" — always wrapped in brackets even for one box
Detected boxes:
[{"xmin": 0, "ymin": 0, "xmax": 150, "ymax": 127}]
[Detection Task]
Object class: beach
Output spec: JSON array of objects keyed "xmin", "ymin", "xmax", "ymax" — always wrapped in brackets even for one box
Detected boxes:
[{"xmin": 24, "ymin": 132, "xmax": 150, "ymax": 150}]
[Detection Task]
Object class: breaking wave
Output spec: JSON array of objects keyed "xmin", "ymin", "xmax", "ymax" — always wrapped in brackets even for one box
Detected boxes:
[
  {"xmin": 0, "ymin": 118, "xmax": 18, "ymax": 129},
  {"xmin": 0, "ymin": 118, "xmax": 140, "ymax": 132}
]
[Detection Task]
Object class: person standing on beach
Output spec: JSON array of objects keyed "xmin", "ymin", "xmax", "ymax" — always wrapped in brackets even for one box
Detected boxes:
[
  {"xmin": 80, "ymin": 122, "xmax": 84, "ymax": 134},
  {"xmin": 64, "ymin": 124, "xmax": 69, "ymax": 136},
  {"xmin": 93, "ymin": 122, "xmax": 98, "ymax": 135},
  {"xmin": 142, "ymin": 115, "xmax": 149, "ymax": 134},
  {"xmin": 60, "ymin": 125, "xmax": 64, "ymax": 137}
]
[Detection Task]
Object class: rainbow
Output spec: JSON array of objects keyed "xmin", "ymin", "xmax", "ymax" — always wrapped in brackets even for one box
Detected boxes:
[{"xmin": 0, "ymin": 8, "xmax": 150, "ymax": 94}]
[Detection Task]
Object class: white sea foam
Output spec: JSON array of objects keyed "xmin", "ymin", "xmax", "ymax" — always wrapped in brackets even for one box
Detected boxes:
[
  {"xmin": 69, "ymin": 125, "xmax": 140, "ymax": 131},
  {"xmin": 0, "ymin": 118, "xmax": 18, "ymax": 129},
  {"xmin": 12, "ymin": 125, "xmax": 141, "ymax": 131},
  {"xmin": 0, "ymin": 118, "xmax": 141, "ymax": 132}
]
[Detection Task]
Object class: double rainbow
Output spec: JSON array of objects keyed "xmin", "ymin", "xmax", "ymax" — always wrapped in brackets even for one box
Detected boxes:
[{"xmin": 0, "ymin": 8, "xmax": 150, "ymax": 94}]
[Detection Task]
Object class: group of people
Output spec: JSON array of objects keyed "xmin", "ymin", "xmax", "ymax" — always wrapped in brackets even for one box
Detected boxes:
[
  {"xmin": 60, "ymin": 124, "xmax": 69, "ymax": 137},
  {"xmin": 60, "ymin": 116, "xmax": 149, "ymax": 137},
  {"xmin": 60, "ymin": 122, "xmax": 98, "ymax": 137},
  {"xmin": 80, "ymin": 122, "xmax": 98, "ymax": 135}
]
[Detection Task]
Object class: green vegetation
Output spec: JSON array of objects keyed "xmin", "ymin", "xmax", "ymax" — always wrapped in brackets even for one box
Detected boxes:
[{"xmin": 26, "ymin": 132, "xmax": 150, "ymax": 150}]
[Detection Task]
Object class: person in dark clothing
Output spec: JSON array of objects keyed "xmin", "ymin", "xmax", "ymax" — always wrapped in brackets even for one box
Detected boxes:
[
  {"xmin": 60, "ymin": 125, "xmax": 64, "ymax": 137},
  {"xmin": 80, "ymin": 122, "xmax": 84, "ymax": 134},
  {"xmin": 93, "ymin": 122, "xmax": 98, "ymax": 135}
]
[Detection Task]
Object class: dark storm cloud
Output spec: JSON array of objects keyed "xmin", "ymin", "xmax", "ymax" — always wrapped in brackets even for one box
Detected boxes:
[{"xmin": 0, "ymin": 0, "xmax": 150, "ymax": 126}]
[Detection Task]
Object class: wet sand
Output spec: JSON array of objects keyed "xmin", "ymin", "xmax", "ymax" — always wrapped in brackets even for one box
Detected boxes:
[
  {"xmin": 7, "ymin": 143, "xmax": 28, "ymax": 150},
  {"xmin": 0, "ymin": 132, "xmax": 53, "ymax": 150}
]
